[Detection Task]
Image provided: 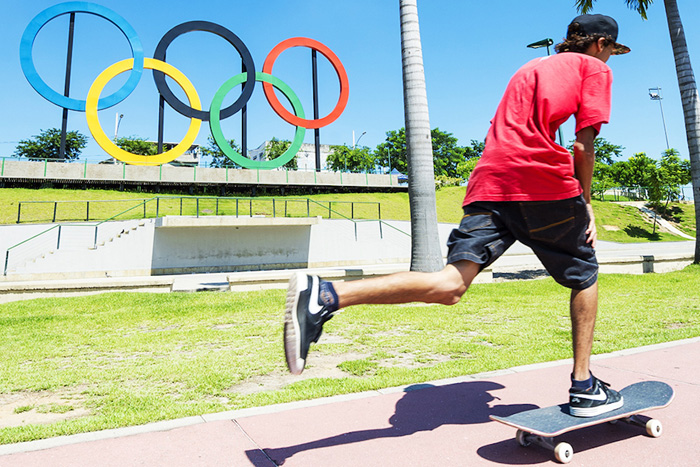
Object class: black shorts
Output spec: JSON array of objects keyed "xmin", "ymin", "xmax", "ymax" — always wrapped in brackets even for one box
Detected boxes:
[{"xmin": 446, "ymin": 195, "xmax": 598, "ymax": 290}]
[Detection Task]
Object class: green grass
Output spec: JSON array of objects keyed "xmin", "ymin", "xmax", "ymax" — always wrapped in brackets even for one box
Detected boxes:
[
  {"xmin": 592, "ymin": 200, "xmax": 689, "ymax": 242},
  {"xmin": 1, "ymin": 186, "xmax": 695, "ymax": 243},
  {"xmin": 1, "ymin": 265, "xmax": 699, "ymax": 444},
  {"xmin": 656, "ymin": 202, "xmax": 697, "ymax": 237}
]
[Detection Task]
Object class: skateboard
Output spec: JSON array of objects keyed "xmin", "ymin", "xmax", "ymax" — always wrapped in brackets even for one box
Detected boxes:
[{"xmin": 490, "ymin": 381, "xmax": 674, "ymax": 463}]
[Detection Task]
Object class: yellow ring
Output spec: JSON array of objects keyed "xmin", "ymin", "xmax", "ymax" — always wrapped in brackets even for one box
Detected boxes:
[{"xmin": 86, "ymin": 58, "xmax": 202, "ymax": 166}]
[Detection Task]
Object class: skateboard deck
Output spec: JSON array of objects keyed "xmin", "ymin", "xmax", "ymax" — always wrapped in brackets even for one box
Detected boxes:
[{"xmin": 490, "ymin": 381, "xmax": 674, "ymax": 463}]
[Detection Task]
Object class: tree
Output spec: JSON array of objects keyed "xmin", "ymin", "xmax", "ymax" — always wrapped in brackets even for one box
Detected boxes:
[
  {"xmin": 114, "ymin": 136, "xmax": 157, "ymax": 156},
  {"xmin": 577, "ymin": 0, "xmax": 700, "ymax": 261},
  {"xmin": 374, "ymin": 127, "xmax": 473, "ymax": 178},
  {"xmin": 431, "ymin": 128, "xmax": 466, "ymax": 177},
  {"xmin": 374, "ymin": 128, "xmax": 408, "ymax": 174},
  {"xmin": 201, "ymin": 135, "xmax": 240, "ymax": 168},
  {"xmin": 566, "ymin": 138, "xmax": 624, "ymax": 199},
  {"xmin": 657, "ymin": 148, "xmax": 692, "ymax": 203},
  {"xmin": 14, "ymin": 128, "xmax": 87, "ymax": 161},
  {"xmin": 400, "ymin": 0, "xmax": 443, "ymax": 272},
  {"xmin": 265, "ymin": 138, "xmax": 297, "ymax": 170},
  {"xmin": 326, "ymin": 145, "xmax": 375, "ymax": 173},
  {"xmin": 613, "ymin": 152, "xmax": 657, "ymax": 191}
]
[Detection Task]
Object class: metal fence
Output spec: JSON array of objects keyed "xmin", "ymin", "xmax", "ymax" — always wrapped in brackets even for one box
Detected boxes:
[
  {"xmin": 599, "ymin": 185, "xmax": 694, "ymax": 202},
  {"xmin": 14, "ymin": 196, "xmax": 384, "ymax": 224}
]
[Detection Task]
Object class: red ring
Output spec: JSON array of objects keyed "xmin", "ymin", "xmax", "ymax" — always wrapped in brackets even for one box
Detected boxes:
[{"xmin": 263, "ymin": 37, "xmax": 349, "ymax": 129}]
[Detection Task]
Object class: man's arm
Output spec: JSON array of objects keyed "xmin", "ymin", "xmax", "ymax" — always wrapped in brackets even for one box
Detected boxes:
[{"xmin": 573, "ymin": 126, "xmax": 597, "ymax": 247}]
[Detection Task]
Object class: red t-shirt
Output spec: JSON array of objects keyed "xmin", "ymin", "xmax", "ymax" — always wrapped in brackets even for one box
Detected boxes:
[{"xmin": 463, "ymin": 52, "xmax": 613, "ymax": 205}]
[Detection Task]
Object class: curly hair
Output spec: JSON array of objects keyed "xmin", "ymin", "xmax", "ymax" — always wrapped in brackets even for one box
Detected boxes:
[{"xmin": 555, "ymin": 18, "xmax": 617, "ymax": 54}]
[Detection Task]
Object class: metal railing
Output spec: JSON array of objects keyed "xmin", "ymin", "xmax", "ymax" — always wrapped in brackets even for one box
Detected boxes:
[{"xmin": 14, "ymin": 196, "xmax": 384, "ymax": 224}]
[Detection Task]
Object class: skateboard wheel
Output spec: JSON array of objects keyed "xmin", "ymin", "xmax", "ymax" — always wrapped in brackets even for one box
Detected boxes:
[
  {"xmin": 554, "ymin": 442, "xmax": 573, "ymax": 464},
  {"xmin": 515, "ymin": 429, "xmax": 531, "ymax": 447},
  {"xmin": 646, "ymin": 419, "xmax": 663, "ymax": 438}
]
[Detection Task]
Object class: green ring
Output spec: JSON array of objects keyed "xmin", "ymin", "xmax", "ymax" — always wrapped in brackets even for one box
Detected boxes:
[{"xmin": 210, "ymin": 71, "xmax": 305, "ymax": 169}]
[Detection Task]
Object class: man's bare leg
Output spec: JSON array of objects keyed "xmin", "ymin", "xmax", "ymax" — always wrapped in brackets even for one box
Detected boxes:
[
  {"xmin": 283, "ymin": 260, "xmax": 481, "ymax": 374},
  {"xmin": 333, "ymin": 260, "xmax": 481, "ymax": 308},
  {"xmin": 570, "ymin": 281, "xmax": 598, "ymax": 381}
]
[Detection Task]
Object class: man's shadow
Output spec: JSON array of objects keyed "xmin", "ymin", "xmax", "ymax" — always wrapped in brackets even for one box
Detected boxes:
[{"xmin": 245, "ymin": 380, "xmax": 536, "ymax": 466}]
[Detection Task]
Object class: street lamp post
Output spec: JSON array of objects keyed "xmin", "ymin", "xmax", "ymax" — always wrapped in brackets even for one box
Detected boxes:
[
  {"xmin": 527, "ymin": 38, "xmax": 564, "ymax": 146},
  {"xmin": 114, "ymin": 113, "xmax": 124, "ymax": 140},
  {"xmin": 354, "ymin": 131, "xmax": 366, "ymax": 149},
  {"xmin": 649, "ymin": 87, "xmax": 670, "ymax": 150},
  {"xmin": 526, "ymin": 38, "xmax": 553, "ymax": 55}
]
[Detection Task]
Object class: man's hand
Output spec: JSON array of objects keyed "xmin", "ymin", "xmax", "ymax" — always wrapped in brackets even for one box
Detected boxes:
[{"xmin": 585, "ymin": 202, "xmax": 597, "ymax": 248}]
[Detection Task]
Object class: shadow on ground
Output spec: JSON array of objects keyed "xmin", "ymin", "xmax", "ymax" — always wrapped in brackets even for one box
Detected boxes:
[{"xmin": 245, "ymin": 381, "xmax": 536, "ymax": 466}]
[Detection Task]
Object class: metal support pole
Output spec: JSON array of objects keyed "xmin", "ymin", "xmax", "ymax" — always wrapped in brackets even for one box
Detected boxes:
[
  {"xmin": 241, "ymin": 61, "xmax": 248, "ymax": 160},
  {"xmin": 312, "ymin": 50, "xmax": 321, "ymax": 172},
  {"xmin": 59, "ymin": 13, "xmax": 76, "ymax": 161},
  {"xmin": 157, "ymin": 52, "xmax": 166, "ymax": 154},
  {"xmin": 658, "ymin": 98, "xmax": 670, "ymax": 150}
]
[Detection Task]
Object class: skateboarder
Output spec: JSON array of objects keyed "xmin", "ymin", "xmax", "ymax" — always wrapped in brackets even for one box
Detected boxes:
[{"xmin": 284, "ymin": 14, "xmax": 629, "ymax": 417}]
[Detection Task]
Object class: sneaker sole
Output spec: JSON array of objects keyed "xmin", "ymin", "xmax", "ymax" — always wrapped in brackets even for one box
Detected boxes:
[
  {"xmin": 569, "ymin": 396, "xmax": 624, "ymax": 417},
  {"xmin": 284, "ymin": 272, "xmax": 305, "ymax": 375}
]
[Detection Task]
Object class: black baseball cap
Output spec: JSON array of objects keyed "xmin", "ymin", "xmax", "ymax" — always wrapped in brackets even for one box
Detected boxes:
[{"xmin": 567, "ymin": 14, "xmax": 630, "ymax": 55}]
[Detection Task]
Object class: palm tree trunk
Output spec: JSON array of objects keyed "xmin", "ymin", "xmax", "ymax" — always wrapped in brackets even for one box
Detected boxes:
[
  {"xmin": 664, "ymin": 0, "xmax": 700, "ymax": 261},
  {"xmin": 399, "ymin": 0, "xmax": 443, "ymax": 272}
]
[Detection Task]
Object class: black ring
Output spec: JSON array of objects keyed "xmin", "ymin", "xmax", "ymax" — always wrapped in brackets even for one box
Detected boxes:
[{"xmin": 153, "ymin": 21, "xmax": 255, "ymax": 121}]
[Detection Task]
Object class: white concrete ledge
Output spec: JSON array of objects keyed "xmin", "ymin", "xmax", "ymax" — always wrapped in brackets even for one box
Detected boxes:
[{"xmin": 155, "ymin": 215, "xmax": 321, "ymax": 228}]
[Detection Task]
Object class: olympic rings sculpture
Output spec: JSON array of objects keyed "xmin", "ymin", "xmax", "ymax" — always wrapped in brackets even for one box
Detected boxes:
[{"xmin": 20, "ymin": 2, "xmax": 349, "ymax": 168}]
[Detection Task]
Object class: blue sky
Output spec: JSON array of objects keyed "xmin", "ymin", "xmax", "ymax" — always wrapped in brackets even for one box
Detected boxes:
[{"xmin": 2, "ymin": 0, "xmax": 700, "ymax": 166}]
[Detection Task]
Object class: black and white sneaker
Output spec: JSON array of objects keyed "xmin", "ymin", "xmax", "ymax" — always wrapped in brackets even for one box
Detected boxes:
[
  {"xmin": 569, "ymin": 376, "xmax": 624, "ymax": 417},
  {"xmin": 284, "ymin": 272, "xmax": 335, "ymax": 375}
]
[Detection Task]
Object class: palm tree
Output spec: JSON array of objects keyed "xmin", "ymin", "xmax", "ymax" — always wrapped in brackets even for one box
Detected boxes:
[
  {"xmin": 577, "ymin": 0, "xmax": 700, "ymax": 262},
  {"xmin": 399, "ymin": 0, "xmax": 444, "ymax": 272}
]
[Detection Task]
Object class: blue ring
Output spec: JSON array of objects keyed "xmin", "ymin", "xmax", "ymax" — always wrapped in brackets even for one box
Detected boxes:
[{"xmin": 19, "ymin": 2, "xmax": 144, "ymax": 111}]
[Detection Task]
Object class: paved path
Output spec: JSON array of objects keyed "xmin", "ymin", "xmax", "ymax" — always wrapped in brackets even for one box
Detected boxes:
[{"xmin": 2, "ymin": 338, "xmax": 698, "ymax": 466}]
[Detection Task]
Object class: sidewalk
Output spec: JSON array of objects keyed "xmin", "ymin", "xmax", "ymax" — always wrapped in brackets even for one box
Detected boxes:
[{"xmin": 2, "ymin": 337, "xmax": 698, "ymax": 466}]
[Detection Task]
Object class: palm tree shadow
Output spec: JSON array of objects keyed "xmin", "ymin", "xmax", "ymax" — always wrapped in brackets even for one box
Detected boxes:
[{"xmin": 245, "ymin": 381, "xmax": 537, "ymax": 466}]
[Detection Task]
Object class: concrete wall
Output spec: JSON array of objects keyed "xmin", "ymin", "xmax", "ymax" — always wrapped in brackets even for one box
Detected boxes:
[
  {"xmin": 151, "ymin": 217, "xmax": 318, "ymax": 274},
  {"xmin": 2, "ymin": 217, "xmax": 417, "ymax": 280},
  {"xmin": 1, "ymin": 159, "xmax": 401, "ymax": 189}
]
